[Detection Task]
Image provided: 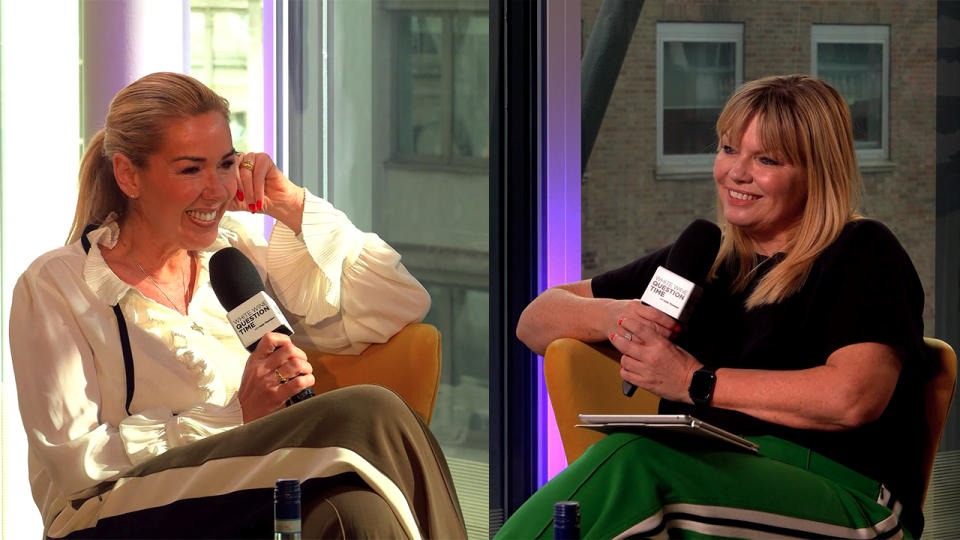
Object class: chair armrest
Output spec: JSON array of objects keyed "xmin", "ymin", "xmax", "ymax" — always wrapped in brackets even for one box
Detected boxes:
[{"xmin": 303, "ymin": 323, "xmax": 442, "ymax": 425}]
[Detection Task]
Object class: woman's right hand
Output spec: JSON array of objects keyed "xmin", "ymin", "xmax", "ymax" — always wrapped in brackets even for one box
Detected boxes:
[
  {"xmin": 614, "ymin": 300, "xmax": 678, "ymax": 340},
  {"xmin": 237, "ymin": 332, "xmax": 315, "ymax": 423}
]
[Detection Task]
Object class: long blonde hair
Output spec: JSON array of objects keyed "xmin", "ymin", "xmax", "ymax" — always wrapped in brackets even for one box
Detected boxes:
[
  {"xmin": 711, "ymin": 75, "xmax": 861, "ymax": 308},
  {"xmin": 67, "ymin": 72, "xmax": 230, "ymax": 244}
]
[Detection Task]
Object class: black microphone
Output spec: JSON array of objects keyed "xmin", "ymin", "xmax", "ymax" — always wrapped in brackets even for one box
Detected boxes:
[
  {"xmin": 209, "ymin": 247, "xmax": 314, "ymax": 405},
  {"xmin": 623, "ymin": 219, "xmax": 722, "ymax": 397}
]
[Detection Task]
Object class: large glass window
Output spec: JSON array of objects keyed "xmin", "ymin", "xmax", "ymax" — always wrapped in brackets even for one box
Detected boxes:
[
  {"xmin": 283, "ymin": 1, "xmax": 490, "ymax": 537},
  {"xmin": 812, "ymin": 25, "xmax": 890, "ymax": 162},
  {"xmin": 657, "ymin": 22, "xmax": 742, "ymax": 169}
]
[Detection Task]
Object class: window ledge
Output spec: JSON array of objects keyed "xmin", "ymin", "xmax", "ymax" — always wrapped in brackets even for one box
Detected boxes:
[
  {"xmin": 654, "ymin": 165, "xmax": 714, "ymax": 182},
  {"xmin": 858, "ymin": 159, "xmax": 896, "ymax": 174}
]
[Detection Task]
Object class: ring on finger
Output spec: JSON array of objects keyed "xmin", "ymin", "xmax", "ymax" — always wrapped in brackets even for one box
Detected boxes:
[
  {"xmin": 274, "ymin": 369, "xmax": 287, "ymax": 384},
  {"xmin": 623, "ymin": 331, "xmax": 633, "ymax": 342},
  {"xmin": 241, "ymin": 160, "xmax": 254, "ymax": 171}
]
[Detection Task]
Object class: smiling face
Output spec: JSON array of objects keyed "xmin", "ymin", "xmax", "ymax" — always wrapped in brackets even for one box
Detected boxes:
[
  {"xmin": 118, "ymin": 112, "xmax": 238, "ymax": 254},
  {"xmin": 714, "ymin": 115, "xmax": 808, "ymax": 255}
]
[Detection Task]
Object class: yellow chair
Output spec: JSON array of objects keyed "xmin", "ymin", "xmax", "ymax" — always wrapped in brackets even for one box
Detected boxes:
[
  {"xmin": 544, "ymin": 336, "xmax": 957, "ymax": 506},
  {"xmin": 304, "ymin": 323, "xmax": 442, "ymax": 425},
  {"xmin": 920, "ymin": 337, "xmax": 956, "ymax": 505},
  {"xmin": 544, "ymin": 338, "xmax": 657, "ymax": 465}
]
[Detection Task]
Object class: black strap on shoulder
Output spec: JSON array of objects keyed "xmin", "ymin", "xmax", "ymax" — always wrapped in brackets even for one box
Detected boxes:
[{"xmin": 81, "ymin": 223, "xmax": 135, "ymax": 415}]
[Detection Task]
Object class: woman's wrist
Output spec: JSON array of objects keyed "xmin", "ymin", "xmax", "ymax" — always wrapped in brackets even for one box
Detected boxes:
[{"xmin": 269, "ymin": 185, "xmax": 306, "ymax": 235}]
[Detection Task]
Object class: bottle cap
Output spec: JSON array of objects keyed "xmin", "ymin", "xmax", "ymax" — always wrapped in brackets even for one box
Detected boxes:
[
  {"xmin": 553, "ymin": 500, "xmax": 580, "ymax": 523},
  {"xmin": 274, "ymin": 478, "xmax": 301, "ymax": 521}
]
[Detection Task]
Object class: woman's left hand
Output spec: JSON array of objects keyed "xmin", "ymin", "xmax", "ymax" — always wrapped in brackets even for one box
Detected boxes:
[
  {"xmin": 610, "ymin": 317, "xmax": 702, "ymax": 403},
  {"xmin": 231, "ymin": 152, "xmax": 306, "ymax": 234}
]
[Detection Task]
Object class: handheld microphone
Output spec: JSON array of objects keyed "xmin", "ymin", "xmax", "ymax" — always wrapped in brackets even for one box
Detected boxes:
[
  {"xmin": 623, "ymin": 219, "xmax": 721, "ymax": 397},
  {"xmin": 209, "ymin": 247, "xmax": 314, "ymax": 405}
]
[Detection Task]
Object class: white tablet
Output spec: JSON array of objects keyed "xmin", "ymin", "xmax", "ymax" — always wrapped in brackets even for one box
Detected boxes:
[{"xmin": 577, "ymin": 414, "xmax": 759, "ymax": 452}]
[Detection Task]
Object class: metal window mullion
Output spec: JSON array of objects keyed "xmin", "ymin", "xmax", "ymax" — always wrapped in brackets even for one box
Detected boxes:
[{"xmin": 443, "ymin": 13, "xmax": 454, "ymax": 163}]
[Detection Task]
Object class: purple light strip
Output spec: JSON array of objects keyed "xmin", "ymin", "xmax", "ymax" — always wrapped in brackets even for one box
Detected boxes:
[{"xmin": 540, "ymin": 0, "xmax": 581, "ymax": 484}]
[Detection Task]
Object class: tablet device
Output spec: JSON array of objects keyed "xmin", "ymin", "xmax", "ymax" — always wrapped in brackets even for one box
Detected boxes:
[{"xmin": 577, "ymin": 414, "xmax": 759, "ymax": 453}]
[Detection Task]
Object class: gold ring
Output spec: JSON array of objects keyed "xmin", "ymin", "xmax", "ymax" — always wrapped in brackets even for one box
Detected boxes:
[
  {"xmin": 241, "ymin": 160, "xmax": 254, "ymax": 171},
  {"xmin": 274, "ymin": 369, "xmax": 287, "ymax": 384}
]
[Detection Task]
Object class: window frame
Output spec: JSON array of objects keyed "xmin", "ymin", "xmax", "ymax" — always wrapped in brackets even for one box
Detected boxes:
[
  {"xmin": 656, "ymin": 22, "xmax": 744, "ymax": 173},
  {"xmin": 811, "ymin": 24, "xmax": 891, "ymax": 164},
  {"xmin": 387, "ymin": 5, "xmax": 489, "ymax": 171}
]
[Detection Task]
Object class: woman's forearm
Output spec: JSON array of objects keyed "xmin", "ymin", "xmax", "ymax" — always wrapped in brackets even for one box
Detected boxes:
[
  {"xmin": 516, "ymin": 280, "xmax": 627, "ymax": 356},
  {"xmin": 709, "ymin": 342, "xmax": 902, "ymax": 431}
]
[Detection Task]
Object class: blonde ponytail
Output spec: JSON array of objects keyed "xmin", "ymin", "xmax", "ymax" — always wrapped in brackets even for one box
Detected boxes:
[{"xmin": 67, "ymin": 130, "xmax": 128, "ymax": 244}]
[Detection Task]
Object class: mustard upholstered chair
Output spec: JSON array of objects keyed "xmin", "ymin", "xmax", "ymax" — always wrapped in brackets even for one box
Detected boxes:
[
  {"xmin": 920, "ymin": 337, "xmax": 957, "ymax": 505},
  {"xmin": 544, "ymin": 336, "xmax": 958, "ymax": 507},
  {"xmin": 304, "ymin": 323, "xmax": 442, "ymax": 425},
  {"xmin": 544, "ymin": 338, "xmax": 658, "ymax": 465}
]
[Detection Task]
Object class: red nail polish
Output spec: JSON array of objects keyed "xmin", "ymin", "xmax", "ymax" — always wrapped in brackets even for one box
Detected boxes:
[
  {"xmin": 609, "ymin": 333, "xmax": 615, "ymax": 340},
  {"xmin": 249, "ymin": 203, "xmax": 256, "ymax": 213},
  {"xmin": 617, "ymin": 318, "xmax": 622, "ymax": 325},
  {"xmin": 256, "ymin": 200, "xmax": 263, "ymax": 212},
  {"xmin": 236, "ymin": 190, "xmax": 244, "ymax": 202}
]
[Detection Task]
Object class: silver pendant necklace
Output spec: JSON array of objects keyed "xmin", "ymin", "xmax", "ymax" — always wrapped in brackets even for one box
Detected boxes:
[{"xmin": 135, "ymin": 259, "xmax": 189, "ymax": 315}]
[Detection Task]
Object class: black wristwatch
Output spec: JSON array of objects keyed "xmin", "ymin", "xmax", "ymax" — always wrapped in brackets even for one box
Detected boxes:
[{"xmin": 688, "ymin": 366, "xmax": 718, "ymax": 407}]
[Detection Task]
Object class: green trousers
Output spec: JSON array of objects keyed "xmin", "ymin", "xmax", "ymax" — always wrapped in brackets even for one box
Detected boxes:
[{"xmin": 496, "ymin": 432, "xmax": 911, "ymax": 539}]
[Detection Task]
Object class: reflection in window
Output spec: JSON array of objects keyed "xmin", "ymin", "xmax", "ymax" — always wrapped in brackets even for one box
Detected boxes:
[
  {"xmin": 190, "ymin": 0, "xmax": 263, "ymax": 153},
  {"xmin": 452, "ymin": 15, "xmax": 489, "ymax": 159},
  {"xmin": 395, "ymin": 12, "xmax": 489, "ymax": 165},
  {"xmin": 657, "ymin": 23, "xmax": 743, "ymax": 167},
  {"xmin": 813, "ymin": 25, "xmax": 889, "ymax": 159},
  {"xmin": 662, "ymin": 41, "xmax": 736, "ymax": 155}
]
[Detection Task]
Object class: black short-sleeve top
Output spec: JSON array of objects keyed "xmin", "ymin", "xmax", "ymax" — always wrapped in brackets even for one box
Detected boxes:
[{"xmin": 591, "ymin": 219, "xmax": 928, "ymax": 532}]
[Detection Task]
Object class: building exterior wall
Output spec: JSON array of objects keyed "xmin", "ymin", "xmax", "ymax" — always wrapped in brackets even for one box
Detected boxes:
[{"xmin": 581, "ymin": 0, "xmax": 937, "ymax": 330}]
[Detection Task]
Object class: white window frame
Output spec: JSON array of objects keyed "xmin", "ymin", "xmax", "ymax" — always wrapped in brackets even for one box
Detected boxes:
[
  {"xmin": 656, "ymin": 22, "xmax": 743, "ymax": 174},
  {"xmin": 811, "ymin": 24, "xmax": 890, "ymax": 164}
]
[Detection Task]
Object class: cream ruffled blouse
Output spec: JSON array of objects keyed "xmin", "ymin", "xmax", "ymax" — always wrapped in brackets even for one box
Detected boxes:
[{"xmin": 9, "ymin": 191, "xmax": 430, "ymax": 530}]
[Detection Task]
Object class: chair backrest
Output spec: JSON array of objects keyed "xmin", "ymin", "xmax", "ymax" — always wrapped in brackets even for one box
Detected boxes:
[
  {"xmin": 304, "ymin": 323, "xmax": 442, "ymax": 425},
  {"xmin": 921, "ymin": 337, "xmax": 957, "ymax": 505}
]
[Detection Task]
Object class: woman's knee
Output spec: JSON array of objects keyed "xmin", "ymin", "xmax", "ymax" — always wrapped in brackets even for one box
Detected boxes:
[
  {"xmin": 303, "ymin": 483, "xmax": 408, "ymax": 539},
  {"xmin": 336, "ymin": 384, "xmax": 408, "ymax": 412}
]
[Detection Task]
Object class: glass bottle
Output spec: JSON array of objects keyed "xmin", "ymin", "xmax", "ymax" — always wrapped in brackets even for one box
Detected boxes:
[{"xmin": 274, "ymin": 478, "xmax": 302, "ymax": 540}]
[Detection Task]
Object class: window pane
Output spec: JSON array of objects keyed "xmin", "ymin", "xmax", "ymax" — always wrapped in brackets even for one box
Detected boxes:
[
  {"xmin": 293, "ymin": 4, "xmax": 491, "ymax": 537},
  {"xmin": 189, "ymin": 1, "xmax": 263, "ymax": 154},
  {"xmin": 662, "ymin": 41, "xmax": 735, "ymax": 155},
  {"xmin": 452, "ymin": 15, "xmax": 489, "ymax": 158},
  {"xmin": 817, "ymin": 42, "xmax": 883, "ymax": 150},
  {"xmin": 396, "ymin": 14, "xmax": 445, "ymax": 157}
]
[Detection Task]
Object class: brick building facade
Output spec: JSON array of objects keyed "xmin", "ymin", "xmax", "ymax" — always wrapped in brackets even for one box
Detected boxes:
[{"xmin": 581, "ymin": 0, "xmax": 937, "ymax": 329}]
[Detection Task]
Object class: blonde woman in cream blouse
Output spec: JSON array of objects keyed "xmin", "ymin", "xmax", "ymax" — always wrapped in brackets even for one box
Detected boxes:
[{"xmin": 10, "ymin": 72, "xmax": 466, "ymax": 539}]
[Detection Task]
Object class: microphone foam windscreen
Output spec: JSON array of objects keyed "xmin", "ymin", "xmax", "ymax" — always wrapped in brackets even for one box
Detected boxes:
[
  {"xmin": 209, "ymin": 247, "xmax": 266, "ymax": 311},
  {"xmin": 664, "ymin": 219, "xmax": 722, "ymax": 285}
]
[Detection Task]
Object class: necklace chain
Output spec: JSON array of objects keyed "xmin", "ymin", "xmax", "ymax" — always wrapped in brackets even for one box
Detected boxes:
[{"xmin": 135, "ymin": 260, "xmax": 188, "ymax": 315}]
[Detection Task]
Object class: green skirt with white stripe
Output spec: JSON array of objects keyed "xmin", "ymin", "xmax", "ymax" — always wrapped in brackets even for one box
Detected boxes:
[{"xmin": 495, "ymin": 432, "xmax": 911, "ymax": 539}]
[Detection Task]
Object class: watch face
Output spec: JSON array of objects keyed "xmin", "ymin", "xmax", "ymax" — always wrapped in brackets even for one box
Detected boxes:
[{"xmin": 690, "ymin": 369, "xmax": 717, "ymax": 405}]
